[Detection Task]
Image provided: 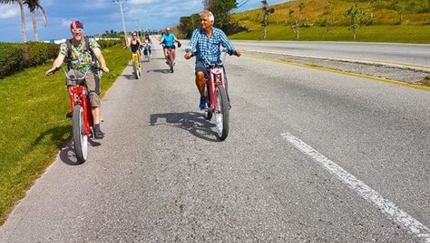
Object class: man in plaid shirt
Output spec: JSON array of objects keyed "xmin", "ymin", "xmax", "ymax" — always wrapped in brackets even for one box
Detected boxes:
[{"xmin": 185, "ymin": 10, "xmax": 241, "ymax": 110}]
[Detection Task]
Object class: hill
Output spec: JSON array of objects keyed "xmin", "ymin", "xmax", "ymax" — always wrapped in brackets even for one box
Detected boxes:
[{"xmin": 228, "ymin": 0, "xmax": 430, "ymax": 43}]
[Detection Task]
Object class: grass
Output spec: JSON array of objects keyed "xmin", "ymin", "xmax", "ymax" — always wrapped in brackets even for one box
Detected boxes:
[
  {"xmin": 230, "ymin": 24, "xmax": 430, "ymax": 44},
  {"xmin": 0, "ymin": 45, "xmax": 130, "ymax": 225}
]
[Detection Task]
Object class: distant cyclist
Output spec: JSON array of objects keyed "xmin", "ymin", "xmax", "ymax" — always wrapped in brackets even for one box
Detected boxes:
[
  {"xmin": 125, "ymin": 31, "xmax": 142, "ymax": 62},
  {"xmin": 143, "ymin": 33, "xmax": 152, "ymax": 57},
  {"xmin": 159, "ymin": 27, "xmax": 181, "ymax": 65},
  {"xmin": 184, "ymin": 10, "xmax": 240, "ymax": 110}
]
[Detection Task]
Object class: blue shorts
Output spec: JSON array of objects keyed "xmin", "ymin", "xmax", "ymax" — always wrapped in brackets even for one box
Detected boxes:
[{"xmin": 195, "ymin": 60, "xmax": 209, "ymax": 78}]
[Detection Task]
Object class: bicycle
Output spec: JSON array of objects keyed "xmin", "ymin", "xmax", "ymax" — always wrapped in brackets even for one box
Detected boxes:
[
  {"xmin": 131, "ymin": 52, "xmax": 141, "ymax": 79},
  {"xmin": 143, "ymin": 43, "xmax": 151, "ymax": 62},
  {"xmin": 47, "ymin": 65, "xmax": 98, "ymax": 163},
  {"xmin": 165, "ymin": 47, "xmax": 175, "ymax": 73},
  {"xmin": 199, "ymin": 50, "xmax": 239, "ymax": 141}
]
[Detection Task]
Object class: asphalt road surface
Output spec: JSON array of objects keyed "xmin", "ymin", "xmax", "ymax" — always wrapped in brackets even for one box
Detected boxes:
[{"xmin": 1, "ymin": 43, "xmax": 429, "ymax": 243}]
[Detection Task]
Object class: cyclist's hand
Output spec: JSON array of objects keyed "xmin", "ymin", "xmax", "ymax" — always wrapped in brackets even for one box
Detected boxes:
[
  {"xmin": 233, "ymin": 50, "xmax": 241, "ymax": 57},
  {"xmin": 45, "ymin": 67, "xmax": 58, "ymax": 76},
  {"xmin": 184, "ymin": 52, "xmax": 193, "ymax": 60},
  {"xmin": 101, "ymin": 66, "xmax": 109, "ymax": 73}
]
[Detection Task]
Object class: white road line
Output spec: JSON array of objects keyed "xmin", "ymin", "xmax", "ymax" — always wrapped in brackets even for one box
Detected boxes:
[{"xmin": 281, "ymin": 132, "xmax": 430, "ymax": 243}]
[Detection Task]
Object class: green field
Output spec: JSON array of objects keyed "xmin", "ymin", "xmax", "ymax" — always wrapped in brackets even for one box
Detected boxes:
[{"xmin": 230, "ymin": 25, "xmax": 430, "ymax": 44}]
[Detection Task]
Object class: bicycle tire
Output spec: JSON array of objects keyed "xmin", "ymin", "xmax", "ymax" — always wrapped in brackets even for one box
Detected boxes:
[
  {"xmin": 214, "ymin": 86, "xmax": 229, "ymax": 140},
  {"xmin": 168, "ymin": 52, "xmax": 174, "ymax": 73},
  {"xmin": 133, "ymin": 60, "xmax": 140, "ymax": 79},
  {"xmin": 72, "ymin": 105, "xmax": 88, "ymax": 163},
  {"xmin": 204, "ymin": 88, "xmax": 212, "ymax": 120}
]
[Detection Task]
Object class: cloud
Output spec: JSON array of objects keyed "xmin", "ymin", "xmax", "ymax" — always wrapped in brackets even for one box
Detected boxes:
[{"xmin": 0, "ymin": 5, "xmax": 19, "ymax": 19}]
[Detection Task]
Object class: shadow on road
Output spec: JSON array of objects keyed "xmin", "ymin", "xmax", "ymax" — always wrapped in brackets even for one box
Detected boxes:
[
  {"xmin": 147, "ymin": 68, "xmax": 173, "ymax": 74},
  {"xmin": 58, "ymin": 139, "xmax": 101, "ymax": 166},
  {"xmin": 149, "ymin": 111, "xmax": 220, "ymax": 142}
]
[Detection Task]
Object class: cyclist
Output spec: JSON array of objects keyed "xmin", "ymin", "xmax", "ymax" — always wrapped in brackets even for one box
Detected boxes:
[
  {"xmin": 143, "ymin": 33, "xmax": 152, "ymax": 57},
  {"xmin": 159, "ymin": 27, "xmax": 181, "ymax": 65},
  {"xmin": 45, "ymin": 20, "xmax": 109, "ymax": 139},
  {"xmin": 125, "ymin": 31, "xmax": 142, "ymax": 63},
  {"xmin": 184, "ymin": 10, "xmax": 240, "ymax": 110}
]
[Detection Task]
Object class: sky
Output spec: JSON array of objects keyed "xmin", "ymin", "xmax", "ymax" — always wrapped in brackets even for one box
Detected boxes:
[{"xmin": 0, "ymin": 0, "xmax": 288, "ymax": 43}]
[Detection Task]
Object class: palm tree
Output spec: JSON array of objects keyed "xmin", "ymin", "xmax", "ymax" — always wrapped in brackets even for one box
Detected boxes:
[
  {"xmin": 24, "ymin": 0, "xmax": 47, "ymax": 41},
  {"xmin": 0, "ymin": 0, "xmax": 27, "ymax": 42}
]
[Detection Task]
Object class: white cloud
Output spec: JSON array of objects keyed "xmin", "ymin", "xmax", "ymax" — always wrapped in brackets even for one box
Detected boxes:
[{"xmin": 0, "ymin": 5, "xmax": 19, "ymax": 19}]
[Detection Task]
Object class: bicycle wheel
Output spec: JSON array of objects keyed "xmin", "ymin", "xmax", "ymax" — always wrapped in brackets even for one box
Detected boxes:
[
  {"xmin": 133, "ymin": 60, "xmax": 140, "ymax": 79},
  {"xmin": 168, "ymin": 52, "xmax": 174, "ymax": 73},
  {"xmin": 72, "ymin": 105, "xmax": 88, "ymax": 163},
  {"xmin": 204, "ymin": 88, "xmax": 212, "ymax": 120},
  {"xmin": 214, "ymin": 86, "xmax": 229, "ymax": 140}
]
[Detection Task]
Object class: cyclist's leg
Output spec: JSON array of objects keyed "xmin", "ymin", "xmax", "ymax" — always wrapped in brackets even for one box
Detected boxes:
[
  {"xmin": 195, "ymin": 61, "xmax": 209, "ymax": 109},
  {"xmin": 195, "ymin": 61, "xmax": 208, "ymax": 96},
  {"xmin": 163, "ymin": 47, "xmax": 169, "ymax": 62},
  {"xmin": 86, "ymin": 72, "xmax": 103, "ymax": 137},
  {"xmin": 66, "ymin": 70, "xmax": 79, "ymax": 117}
]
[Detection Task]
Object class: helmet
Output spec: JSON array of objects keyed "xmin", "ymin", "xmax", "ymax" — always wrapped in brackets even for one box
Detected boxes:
[{"xmin": 70, "ymin": 20, "xmax": 84, "ymax": 30}]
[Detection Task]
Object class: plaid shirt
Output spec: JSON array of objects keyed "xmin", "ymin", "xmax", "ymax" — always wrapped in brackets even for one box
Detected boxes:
[{"xmin": 186, "ymin": 27, "xmax": 236, "ymax": 68}]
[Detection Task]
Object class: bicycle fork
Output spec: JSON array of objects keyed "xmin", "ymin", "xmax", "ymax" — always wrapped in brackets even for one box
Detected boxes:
[
  {"xmin": 70, "ymin": 87, "xmax": 92, "ymax": 136},
  {"xmin": 207, "ymin": 67, "xmax": 225, "ymax": 112}
]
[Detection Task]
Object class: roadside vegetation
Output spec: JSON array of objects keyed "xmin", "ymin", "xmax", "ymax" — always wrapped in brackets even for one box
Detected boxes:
[
  {"xmin": 0, "ymin": 44, "xmax": 130, "ymax": 225},
  {"xmin": 177, "ymin": 0, "xmax": 430, "ymax": 44}
]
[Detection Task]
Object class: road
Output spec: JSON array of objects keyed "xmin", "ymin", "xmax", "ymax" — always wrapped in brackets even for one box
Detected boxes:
[
  {"xmin": 0, "ymin": 43, "xmax": 429, "ymax": 242},
  {"xmin": 233, "ymin": 40, "xmax": 430, "ymax": 70}
]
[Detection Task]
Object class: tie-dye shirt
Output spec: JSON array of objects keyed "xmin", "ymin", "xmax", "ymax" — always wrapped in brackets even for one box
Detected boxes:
[{"xmin": 59, "ymin": 38, "xmax": 99, "ymax": 72}]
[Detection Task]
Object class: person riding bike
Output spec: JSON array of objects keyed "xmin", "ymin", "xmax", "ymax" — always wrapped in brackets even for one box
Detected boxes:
[
  {"xmin": 45, "ymin": 20, "xmax": 109, "ymax": 139},
  {"xmin": 184, "ymin": 10, "xmax": 240, "ymax": 110},
  {"xmin": 125, "ymin": 31, "xmax": 142, "ymax": 63},
  {"xmin": 159, "ymin": 27, "xmax": 181, "ymax": 65},
  {"xmin": 143, "ymin": 33, "xmax": 152, "ymax": 57}
]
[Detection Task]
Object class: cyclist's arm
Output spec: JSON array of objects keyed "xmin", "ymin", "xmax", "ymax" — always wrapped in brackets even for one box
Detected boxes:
[
  {"xmin": 45, "ymin": 53, "xmax": 65, "ymax": 75},
  {"xmin": 184, "ymin": 29, "xmax": 198, "ymax": 59},
  {"xmin": 92, "ymin": 47, "xmax": 109, "ymax": 73}
]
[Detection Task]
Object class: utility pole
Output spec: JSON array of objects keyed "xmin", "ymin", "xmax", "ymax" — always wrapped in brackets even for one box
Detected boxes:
[
  {"xmin": 132, "ymin": 19, "xmax": 140, "ymax": 39},
  {"xmin": 113, "ymin": 0, "xmax": 128, "ymax": 44}
]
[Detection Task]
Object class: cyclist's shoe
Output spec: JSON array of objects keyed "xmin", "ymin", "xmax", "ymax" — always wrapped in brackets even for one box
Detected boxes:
[
  {"xmin": 199, "ymin": 97, "xmax": 207, "ymax": 110},
  {"xmin": 66, "ymin": 112, "xmax": 72, "ymax": 118},
  {"xmin": 94, "ymin": 129, "xmax": 105, "ymax": 139}
]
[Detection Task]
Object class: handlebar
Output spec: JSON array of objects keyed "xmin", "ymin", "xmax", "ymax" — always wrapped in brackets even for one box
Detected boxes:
[{"xmin": 46, "ymin": 64, "xmax": 100, "ymax": 81}]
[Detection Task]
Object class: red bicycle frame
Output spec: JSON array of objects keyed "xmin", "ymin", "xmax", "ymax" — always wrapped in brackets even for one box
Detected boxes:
[
  {"xmin": 206, "ymin": 66, "xmax": 226, "ymax": 111},
  {"xmin": 69, "ymin": 84, "xmax": 93, "ymax": 136}
]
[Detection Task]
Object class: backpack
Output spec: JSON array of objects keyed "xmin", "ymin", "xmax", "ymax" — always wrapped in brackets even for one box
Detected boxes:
[{"xmin": 65, "ymin": 37, "xmax": 98, "ymax": 70}]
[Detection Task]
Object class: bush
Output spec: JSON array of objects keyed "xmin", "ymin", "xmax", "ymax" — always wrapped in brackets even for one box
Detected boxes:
[
  {"xmin": 0, "ymin": 43, "xmax": 23, "ymax": 79},
  {"xmin": 0, "ymin": 42, "xmax": 59, "ymax": 79}
]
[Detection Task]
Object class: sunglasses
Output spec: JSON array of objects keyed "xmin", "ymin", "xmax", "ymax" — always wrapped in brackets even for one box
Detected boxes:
[{"xmin": 71, "ymin": 28, "xmax": 83, "ymax": 33}]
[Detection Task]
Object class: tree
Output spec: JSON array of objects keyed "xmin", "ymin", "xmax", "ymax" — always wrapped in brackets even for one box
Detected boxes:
[
  {"xmin": 261, "ymin": 0, "xmax": 275, "ymax": 39},
  {"xmin": 289, "ymin": 0, "xmax": 305, "ymax": 40},
  {"xmin": 0, "ymin": 0, "xmax": 27, "ymax": 42},
  {"xmin": 206, "ymin": 0, "xmax": 238, "ymax": 29},
  {"xmin": 346, "ymin": 3, "xmax": 366, "ymax": 40},
  {"xmin": 24, "ymin": 0, "xmax": 47, "ymax": 41}
]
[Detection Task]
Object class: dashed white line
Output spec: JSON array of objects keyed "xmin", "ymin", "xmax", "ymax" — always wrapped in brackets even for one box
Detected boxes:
[{"xmin": 281, "ymin": 132, "xmax": 430, "ymax": 243}]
